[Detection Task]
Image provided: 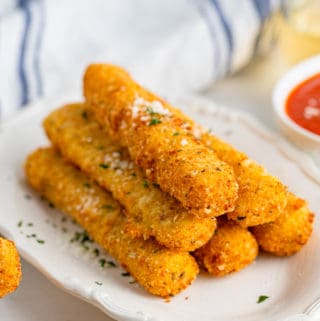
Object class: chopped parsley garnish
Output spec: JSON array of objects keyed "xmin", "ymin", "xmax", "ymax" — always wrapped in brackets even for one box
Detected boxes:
[
  {"xmin": 146, "ymin": 107, "xmax": 157, "ymax": 115},
  {"xmin": 99, "ymin": 163, "xmax": 109, "ymax": 169},
  {"xmin": 17, "ymin": 220, "xmax": 23, "ymax": 228},
  {"xmin": 48, "ymin": 202, "xmax": 55, "ymax": 208},
  {"xmin": 83, "ymin": 182, "xmax": 91, "ymax": 188},
  {"xmin": 152, "ymin": 183, "xmax": 160, "ymax": 188},
  {"xmin": 173, "ymin": 132, "xmax": 180, "ymax": 136},
  {"xmin": 37, "ymin": 239, "xmax": 45, "ymax": 244},
  {"xmin": 99, "ymin": 258, "xmax": 106, "ymax": 267},
  {"xmin": 121, "ymin": 272, "xmax": 130, "ymax": 277},
  {"xmin": 129, "ymin": 280, "xmax": 136, "ymax": 284},
  {"xmin": 107, "ymin": 261, "xmax": 117, "ymax": 268},
  {"xmin": 93, "ymin": 248, "xmax": 100, "ymax": 257},
  {"xmin": 95, "ymin": 281, "xmax": 102, "ymax": 286},
  {"xmin": 257, "ymin": 295, "xmax": 269, "ymax": 304},
  {"xmin": 25, "ymin": 194, "xmax": 32, "ymax": 200},
  {"xmin": 148, "ymin": 118, "xmax": 161, "ymax": 126},
  {"xmin": 97, "ymin": 145, "xmax": 105, "ymax": 150},
  {"xmin": 27, "ymin": 222, "xmax": 33, "ymax": 227},
  {"xmin": 130, "ymin": 172, "xmax": 137, "ymax": 177},
  {"xmin": 142, "ymin": 180, "xmax": 149, "ymax": 188},
  {"xmin": 102, "ymin": 204, "xmax": 114, "ymax": 210},
  {"xmin": 81, "ymin": 111, "xmax": 88, "ymax": 119},
  {"xmin": 70, "ymin": 231, "xmax": 92, "ymax": 244}
]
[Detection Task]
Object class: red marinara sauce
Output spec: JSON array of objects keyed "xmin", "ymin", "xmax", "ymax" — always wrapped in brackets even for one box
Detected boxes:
[{"xmin": 286, "ymin": 73, "xmax": 320, "ymax": 136}]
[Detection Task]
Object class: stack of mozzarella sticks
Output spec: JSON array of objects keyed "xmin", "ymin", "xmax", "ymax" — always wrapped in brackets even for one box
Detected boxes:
[{"xmin": 25, "ymin": 64, "xmax": 314, "ymax": 297}]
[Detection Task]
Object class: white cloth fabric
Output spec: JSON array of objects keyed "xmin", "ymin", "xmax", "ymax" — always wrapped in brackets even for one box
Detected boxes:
[{"xmin": 0, "ymin": 0, "xmax": 278, "ymax": 121}]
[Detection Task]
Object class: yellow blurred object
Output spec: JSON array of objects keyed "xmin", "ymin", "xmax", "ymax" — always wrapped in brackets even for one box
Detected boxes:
[{"xmin": 278, "ymin": 0, "xmax": 320, "ymax": 64}]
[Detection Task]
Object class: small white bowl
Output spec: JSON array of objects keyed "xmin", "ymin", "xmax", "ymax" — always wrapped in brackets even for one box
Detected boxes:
[{"xmin": 273, "ymin": 55, "xmax": 320, "ymax": 152}]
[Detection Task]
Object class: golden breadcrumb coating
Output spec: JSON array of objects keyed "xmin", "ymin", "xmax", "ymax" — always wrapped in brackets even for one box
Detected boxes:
[
  {"xmin": 25, "ymin": 148, "xmax": 199, "ymax": 296},
  {"xmin": 252, "ymin": 193, "xmax": 314, "ymax": 256},
  {"xmin": 167, "ymin": 110, "xmax": 288, "ymax": 227},
  {"xmin": 43, "ymin": 104, "xmax": 216, "ymax": 251},
  {"xmin": 194, "ymin": 218, "xmax": 258, "ymax": 276},
  {"xmin": 0, "ymin": 238, "xmax": 22, "ymax": 298},
  {"xmin": 83, "ymin": 64, "xmax": 238, "ymax": 215}
]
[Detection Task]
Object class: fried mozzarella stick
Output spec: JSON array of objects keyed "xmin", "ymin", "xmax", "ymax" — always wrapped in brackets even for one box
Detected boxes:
[
  {"xmin": 194, "ymin": 218, "xmax": 258, "ymax": 276},
  {"xmin": 84, "ymin": 64, "xmax": 238, "ymax": 215},
  {"xmin": 252, "ymin": 193, "xmax": 314, "ymax": 256},
  {"xmin": 166, "ymin": 111, "xmax": 288, "ymax": 227},
  {"xmin": 43, "ymin": 104, "xmax": 216, "ymax": 251},
  {"xmin": 0, "ymin": 237, "xmax": 22, "ymax": 298},
  {"xmin": 25, "ymin": 148, "xmax": 199, "ymax": 297}
]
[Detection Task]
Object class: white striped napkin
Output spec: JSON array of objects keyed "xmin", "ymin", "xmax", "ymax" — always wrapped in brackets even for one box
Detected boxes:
[{"xmin": 0, "ymin": 0, "xmax": 279, "ymax": 122}]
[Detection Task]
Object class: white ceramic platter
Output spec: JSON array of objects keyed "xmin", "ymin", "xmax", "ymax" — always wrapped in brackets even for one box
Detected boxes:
[{"xmin": 0, "ymin": 94, "xmax": 320, "ymax": 321}]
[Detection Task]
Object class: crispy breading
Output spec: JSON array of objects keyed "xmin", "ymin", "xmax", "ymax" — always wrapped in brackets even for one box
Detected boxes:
[
  {"xmin": 0, "ymin": 237, "xmax": 22, "ymax": 298},
  {"xmin": 83, "ymin": 64, "xmax": 238, "ymax": 215},
  {"xmin": 43, "ymin": 104, "xmax": 216, "ymax": 251},
  {"xmin": 25, "ymin": 148, "xmax": 199, "ymax": 297},
  {"xmin": 194, "ymin": 218, "xmax": 258, "ymax": 276},
  {"xmin": 252, "ymin": 193, "xmax": 314, "ymax": 256},
  {"xmin": 163, "ymin": 109, "xmax": 288, "ymax": 227}
]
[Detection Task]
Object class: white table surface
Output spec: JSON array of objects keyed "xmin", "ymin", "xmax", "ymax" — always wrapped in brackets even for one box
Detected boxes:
[{"xmin": 0, "ymin": 51, "xmax": 291, "ymax": 321}]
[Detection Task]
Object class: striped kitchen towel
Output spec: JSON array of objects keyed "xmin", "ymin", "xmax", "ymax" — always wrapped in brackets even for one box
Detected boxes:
[{"xmin": 0, "ymin": 0, "xmax": 279, "ymax": 122}]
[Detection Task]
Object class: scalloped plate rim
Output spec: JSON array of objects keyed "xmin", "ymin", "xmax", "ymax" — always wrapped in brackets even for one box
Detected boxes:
[{"xmin": 0, "ymin": 93, "xmax": 320, "ymax": 321}]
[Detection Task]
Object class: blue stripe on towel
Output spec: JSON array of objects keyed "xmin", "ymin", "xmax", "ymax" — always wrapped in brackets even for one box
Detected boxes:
[
  {"xmin": 18, "ymin": 0, "xmax": 31, "ymax": 106},
  {"xmin": 33, "ymin": 0, "xmax": 44, "ymax": 96},
  {"xmin": 210, "ymin": 0, "xmax": 233, "ymax": 72},
  {"xmin": 252, "ymin": 0, "xmax": 270, "ymax": 21}
]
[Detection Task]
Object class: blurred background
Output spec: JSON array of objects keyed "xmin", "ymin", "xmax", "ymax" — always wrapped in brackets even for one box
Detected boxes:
[{"xmin": 0, "ymin": 0, "xmax": 319, "ymax": 123}]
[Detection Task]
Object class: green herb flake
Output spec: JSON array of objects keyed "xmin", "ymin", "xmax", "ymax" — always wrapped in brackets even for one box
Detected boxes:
[
  {"xmin": 99, "ymin": 258, "xmax": 106, "ymax": 267},
  {"xmin": 37, "ymin": 239, "xmax": 45, "ymax": 244},
  {"xmin": 130, "ymin": 172, "xmax": 137, "ymax": 177},
  {"xmin": 152, "ymin": 183, "xmax": 160, "ymax": 188},
  {"xmin": 173, "ymin": 132, "xmax": 180, "ymax": 136},
  {"xmin": 129, "ymin": 280, "xmax": 137, "ymax": 284},
  {"xmin": 148, "ymin": 118, "xmax": 162, "ymax": 126},
  {"xmin": 102, "ymin": 204, "xmax": 114, "ymax": 211},
  {"xmin": 99, "ymin": 163, "xmax": 109, "ymax": 169},
  {"xmin": 25, "ymin": 194, "xmax": 32, "ymax": 200},
  {"xmin": 95, "ymin": 281, "xmax": 102, "ymax": 286},
  {"xmin": 81, "ymin": 111, "xmax": 88, "ymax": 119},
  {"xmin": 83, "ymin": 182, "xmax": 91, "ymax": 188},
  {"xmin": 142, "ymin": 180, "xmax": 149, "ymax": 188},
  {"xmin": 121, "ymin": 272, "xmax": 130, "ymax": 277},
  {"xmin": 17, "ymin": 220, "xmax": 23, "ymax": 228},
  {"xmin": 146, "ymin": 107, "xmax": 157, "ymax": 115},
  {"xmin": 107, "ymin": 261, "xmax": 117, "ymax": 268},
  {"xmin": 48, "ymin": 202, "xmax": 55, "ymax": 209},
  {"xmin": 27, "ymin": 222, "xmax": 33, "ymax": 227},
  {"xmin": 257, "ymin": 295, "xmax": 269, "ymax": 304},
  {"xmin": 93, "ymin": 248, "xmax": 100, "ymax": 257}
]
